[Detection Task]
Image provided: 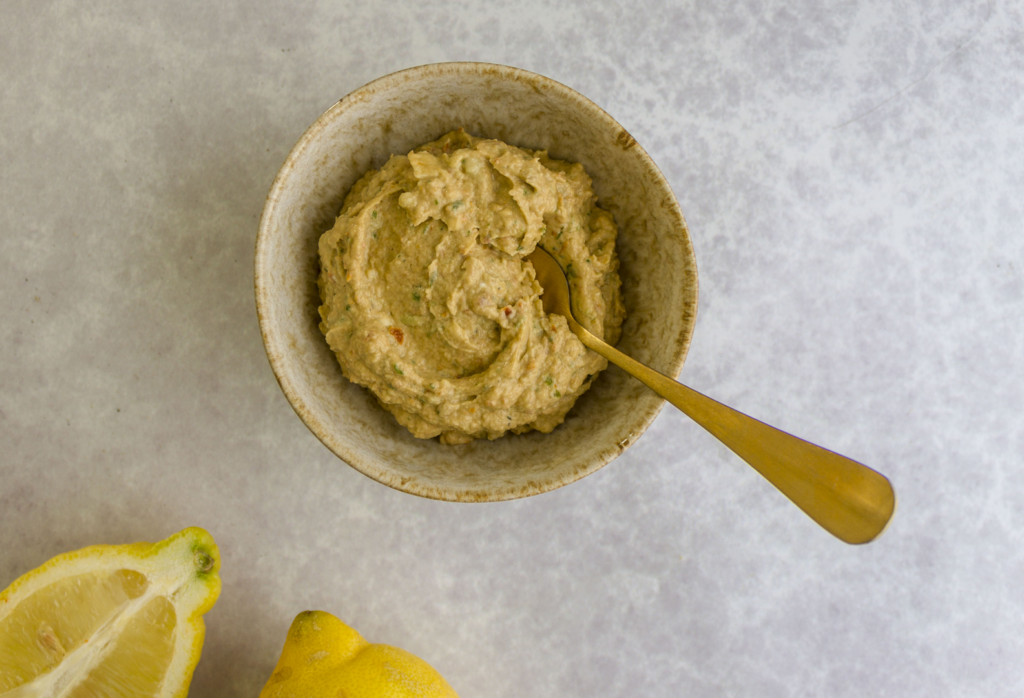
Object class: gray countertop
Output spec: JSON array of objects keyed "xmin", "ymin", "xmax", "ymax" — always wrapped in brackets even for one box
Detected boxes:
[{"xmin": 3, "ymin": 1, "xmax": 1022, "ymax": 696}]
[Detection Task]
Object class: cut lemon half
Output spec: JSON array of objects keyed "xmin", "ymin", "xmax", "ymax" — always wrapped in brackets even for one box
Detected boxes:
[{"xmin": 0, "ymin": 527, "xmax": 221, "ymax": 698}]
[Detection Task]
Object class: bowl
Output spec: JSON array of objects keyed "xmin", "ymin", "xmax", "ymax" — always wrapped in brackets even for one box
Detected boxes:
[{"xmin": 254, "ymin": 62, "xmax": 698, "ymax": 502}]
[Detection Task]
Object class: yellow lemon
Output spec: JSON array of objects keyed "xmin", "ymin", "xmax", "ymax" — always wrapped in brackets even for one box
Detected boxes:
[
  {"xmin": 0, "ymin": 527, "xmax": 221, "ymax": 698},
  {"xmin": 260, "ymin": 610, "xmax": 459, "ymax": 698}
]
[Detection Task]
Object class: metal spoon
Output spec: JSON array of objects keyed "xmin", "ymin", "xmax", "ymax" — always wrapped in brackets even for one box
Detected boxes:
[{"xmin": 526, "ymin": 246, "xmax": 896, "ymax": 544}]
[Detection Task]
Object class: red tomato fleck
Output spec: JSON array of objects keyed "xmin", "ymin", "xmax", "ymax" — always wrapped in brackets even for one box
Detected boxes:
[{"xmin": 388, "ymin": 326, "xmax": 404, "ymax": 344}]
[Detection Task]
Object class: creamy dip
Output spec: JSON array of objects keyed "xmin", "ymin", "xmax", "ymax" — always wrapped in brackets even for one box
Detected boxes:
[{"xmin": 318, "ymin": 130, "xmax": 624, "ymax": 444}]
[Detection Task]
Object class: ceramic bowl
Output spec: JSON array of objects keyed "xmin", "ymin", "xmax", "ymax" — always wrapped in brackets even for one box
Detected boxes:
[{"xmin": 255, "ymin": 62, "xmax": 698, "ymax": 501}]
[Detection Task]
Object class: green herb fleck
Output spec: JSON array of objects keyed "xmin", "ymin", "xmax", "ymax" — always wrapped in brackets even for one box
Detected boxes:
[
  {"xmin": 393, "ymin": 364, "xmax": 404, "ymax": 375},
  {"xmin": 544, "ymin": 376, "xmax": 553, "ymax": 385},
  {"xmin": 553, "ymin": 390, "xmax": 562, "ymax": 398},
  {"xmin": 413, "ymin": 291, "xmax": 421, "ymax": 301},
  {"xmin": 345, "ymin": 304, "xmax": 351, "ymax": 311},
  {"xmin": 372, "ymin": 210, "xmax": 378, "ymax": 219},
  {"xmin": 450, "ymin": 200, "xmax": 463, "ymax": 210}
]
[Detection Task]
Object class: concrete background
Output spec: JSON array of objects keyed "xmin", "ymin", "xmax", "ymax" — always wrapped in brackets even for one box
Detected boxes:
[{"xmin": 2, "ymin": 1, "xmax": 1022, "ymax": 696}]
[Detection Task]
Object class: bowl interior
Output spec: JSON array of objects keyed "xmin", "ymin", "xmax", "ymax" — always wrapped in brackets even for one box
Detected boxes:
[{"xmin": 255, "ymin": 63, "xmax": 698, "ymax": 501}]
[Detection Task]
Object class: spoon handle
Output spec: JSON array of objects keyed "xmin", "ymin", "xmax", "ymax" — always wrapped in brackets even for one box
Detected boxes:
[{"xmin": 570, "ymin": 321, "xmax": 896, "ymax": 544}]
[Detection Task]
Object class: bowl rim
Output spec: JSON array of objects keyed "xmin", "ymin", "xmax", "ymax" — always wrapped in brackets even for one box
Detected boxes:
[{"xmin": 254, "ymin": 61, "xmax": 698, "ymax": 501}]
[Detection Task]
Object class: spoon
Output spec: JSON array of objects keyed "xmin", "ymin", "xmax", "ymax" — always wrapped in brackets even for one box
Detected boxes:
[{"xmin": 526, "ymin": 246, "xmax": 896, "ymax": 544}]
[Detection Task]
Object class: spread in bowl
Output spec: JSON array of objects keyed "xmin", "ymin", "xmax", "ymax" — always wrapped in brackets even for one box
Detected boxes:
[{"xmin": 317, "ymin": 129, "xmax": 625, "ymax": 444}]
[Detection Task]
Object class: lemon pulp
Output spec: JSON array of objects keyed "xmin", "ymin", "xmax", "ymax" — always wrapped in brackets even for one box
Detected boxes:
[{"xmin": 0, "ymin": 528, "xmax": 220, "ymax": 698}]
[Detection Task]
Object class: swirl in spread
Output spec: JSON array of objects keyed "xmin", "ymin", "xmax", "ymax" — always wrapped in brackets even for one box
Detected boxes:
[{"xmin": 318, "ymin": 130, "xmax": 624, "ymax": 445}]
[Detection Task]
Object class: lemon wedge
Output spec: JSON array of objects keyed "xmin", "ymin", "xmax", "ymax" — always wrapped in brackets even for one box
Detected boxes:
[
  {"xmin": 260, "ymin": 610, "xmax": 459, "ymax": 698},
  {"xmin": 0, "ymin": 527, "xmax": 221, "ymax": 698}
]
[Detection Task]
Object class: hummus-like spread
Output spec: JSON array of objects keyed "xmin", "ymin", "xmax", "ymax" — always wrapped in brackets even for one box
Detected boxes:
[{"xmin": 318, "ymin": 130, "xmax": 625, "ymax": 444}]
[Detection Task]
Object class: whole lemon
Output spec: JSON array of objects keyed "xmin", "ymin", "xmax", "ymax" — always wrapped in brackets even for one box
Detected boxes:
[{"xmin": 259, "ymin": 610, "xmax": 459, "ymax": 698}]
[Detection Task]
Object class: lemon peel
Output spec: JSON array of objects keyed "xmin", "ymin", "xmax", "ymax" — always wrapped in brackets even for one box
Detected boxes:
[
  {"xmin": 260, "ymin": 610, "xmax": 459, "ymax": 698},
  {"xmin": 0, "ymin": 527, "xmax": 221, "ymax": 698}
]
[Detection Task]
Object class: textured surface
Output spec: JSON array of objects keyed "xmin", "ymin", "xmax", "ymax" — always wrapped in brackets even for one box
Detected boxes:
[{"xmin": 2, "ymin": 1, "xmax": 1022, "ymax": 697}]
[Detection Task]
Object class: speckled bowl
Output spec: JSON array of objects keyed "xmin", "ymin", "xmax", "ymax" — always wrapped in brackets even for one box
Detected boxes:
[{"xmin": 255, "ymin": 62, "xmax": 698, "ymax": 501}]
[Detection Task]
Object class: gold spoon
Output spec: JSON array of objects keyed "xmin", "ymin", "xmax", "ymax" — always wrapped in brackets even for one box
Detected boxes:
[{"xmin": 526, "ymin": 246, "xmax": 896, "ymax": 544}]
